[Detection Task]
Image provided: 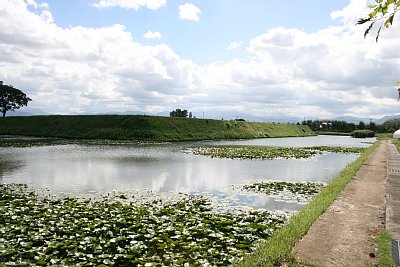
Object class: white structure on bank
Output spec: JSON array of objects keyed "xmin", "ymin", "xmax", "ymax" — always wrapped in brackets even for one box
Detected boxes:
[{"xmin": 394, "ymin": 129, "xmax": 400, "ymax": 139}]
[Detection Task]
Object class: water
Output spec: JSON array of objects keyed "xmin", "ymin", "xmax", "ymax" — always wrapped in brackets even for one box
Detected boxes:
[
  {"xmin": 203, "ymin": 135, "xmax": 374, "ymax": 147},
  {"xmin": 0, "ymin": 135, "xmax": 375, "ymax": 211}
]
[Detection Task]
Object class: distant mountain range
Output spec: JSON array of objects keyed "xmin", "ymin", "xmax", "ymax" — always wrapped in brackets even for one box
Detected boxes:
[
  {"xmin": 5, "ymin": 108, "xmax": 50, "ymax": 117},
  {"xmin": 6, "ymin": 109, "xmax": 400, "ymax": 125},
  {"xmin": 331, "ymin": 115, "xmax": 400, "ymax": 124}
]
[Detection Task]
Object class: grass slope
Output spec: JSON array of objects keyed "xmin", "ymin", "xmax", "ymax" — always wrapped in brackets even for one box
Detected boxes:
[{"xmin": 0, "ymin": 115, "xmax": 314, "ymax": 141}]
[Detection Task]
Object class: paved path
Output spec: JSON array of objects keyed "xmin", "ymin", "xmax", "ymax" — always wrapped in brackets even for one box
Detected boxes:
[
  {"xmin": 293, "ymin": 141, "xmax": 388, "ymax": 267},
  {"xmin": 386, "ymin": 141, "xmax": 400, "ymax": 240}
]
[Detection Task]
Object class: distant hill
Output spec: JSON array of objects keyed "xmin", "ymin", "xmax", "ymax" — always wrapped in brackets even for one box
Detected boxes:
[
  {"xmin": 7, "ymin": 107, "xmax": 400, "ymax": 125},
  {"xmin": 330, "ymin": 115, "xmax": 400, "ymax": 124},
  {"xmin": 331, "ymin": 116, "xmax": 371, "ymax": 124},
  {"xmin": 373, "ymin": 115, "xmax": 400, "ymax": 124},
  {"xmin": 6, "ymin": 107, "xmax": 50, "ymax": 117}
]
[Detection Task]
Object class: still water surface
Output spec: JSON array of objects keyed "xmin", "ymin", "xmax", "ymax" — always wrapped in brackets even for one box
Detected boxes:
[{"xmin": 0, "ymin": 135, "xmax": 375, "ymax": 211}]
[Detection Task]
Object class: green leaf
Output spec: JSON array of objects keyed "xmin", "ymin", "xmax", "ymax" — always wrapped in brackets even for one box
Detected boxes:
[
  {"xmin": 376, "ymin": 23, "xmax": 384, "ymax": 42},
  {"xmin": 364, "ymin": 22, "xmax": 375, "ymax": 39},
  {"xmin": 36, "ymin": 260, "xmax": 47, "ymax": 266}
]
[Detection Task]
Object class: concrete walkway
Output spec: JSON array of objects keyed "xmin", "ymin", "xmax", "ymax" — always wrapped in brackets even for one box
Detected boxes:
[
  {"xmin": 293, "ymin": 141, "xmax": 389, "ymax": 267},
  {"xmin": 386, "ymin": 141, "xmax": 400, "ymax": 240}
]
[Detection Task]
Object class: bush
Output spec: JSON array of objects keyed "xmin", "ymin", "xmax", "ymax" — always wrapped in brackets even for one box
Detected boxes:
[{"xmin": 350, "ymin": 130, "xmax": 375, "ymax": 138}]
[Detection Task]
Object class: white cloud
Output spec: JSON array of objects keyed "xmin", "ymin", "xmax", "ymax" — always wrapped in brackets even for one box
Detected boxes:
[
  {"xmin": 1, "ymin": 0, "xmax": 400, "ymax": 119},
  {"xmin": 330, "ymin": 0, "xmax": 368, "ymax": 26},
  {"xmin": 227, "ymin": 41, "xmax": 243, "ymax": 50},
  {"xmin": 0, "ymin": 0, "xmax": 203, "ymax": 115},
  {"xmin": 179, "ymin": 3, "xmax": 201, "ymax": 21},
  {"xmin": 92, "ymin": 0, "xmax": 166, "ymax": 10},
  {"xmin": 40, "ymin": 10, "xmax": 54, "ymax": 24},
  {"xmin": 143, "ymin": 31, "xmax": 162, "ymax": 39},
  {"xmin": 26, "ymin": 0, "xmax": 49, "ymax": 9},
  {"xmin": 202, "ymin": 1, "xmax": 400, "ymax": 119}
]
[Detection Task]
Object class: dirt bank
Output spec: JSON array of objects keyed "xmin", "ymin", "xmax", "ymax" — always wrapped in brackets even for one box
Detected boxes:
[{"xmin": 293, "ymin": 141, "xmax": 388, "ymax": 266}]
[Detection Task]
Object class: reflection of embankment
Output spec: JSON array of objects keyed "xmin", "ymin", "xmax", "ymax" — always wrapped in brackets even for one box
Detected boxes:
[{"xmin": 0, "ymin": 158, "xmax": 24, "ymax": 181}]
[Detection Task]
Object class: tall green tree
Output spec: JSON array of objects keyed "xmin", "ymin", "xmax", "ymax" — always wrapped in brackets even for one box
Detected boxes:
[
  {"xmin": 357, "ymin": 0, "xmax": 400, "ymax": 41},
  {"xmin": 0, "ymin": 81, "xmax": 32, "ymax": 117},
  {"xmin": 357, "ymin": 121, "xmax": 366, "ymax": 130}
]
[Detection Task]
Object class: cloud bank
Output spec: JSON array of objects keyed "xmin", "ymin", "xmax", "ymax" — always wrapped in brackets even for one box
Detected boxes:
[
  {"xmin": 92, "ymin": 0, "xmax": 166, "ymax": 10},
  {"xmin": 0, "ymin": 0, "xmax": 399, "ymax": 120}
]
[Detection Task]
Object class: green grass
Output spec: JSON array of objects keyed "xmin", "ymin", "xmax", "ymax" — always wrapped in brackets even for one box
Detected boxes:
[
  {"xmin": 0, "ymin": 115, "xmax": 314, "ymax": 141},
  {"xmin": 234, "ymin": 141, "xmax": 380, "ymax": 267},
  {"xmin": 376, "ymin": 133, "xmax": 393, "ymax": 140},
  {"xmin": 315, "ymin": 131, "xmax": 350, "ymax": 136},
  {"xmin": 374, "ymin": 229, "xmax": 395, "ymax": 267}
]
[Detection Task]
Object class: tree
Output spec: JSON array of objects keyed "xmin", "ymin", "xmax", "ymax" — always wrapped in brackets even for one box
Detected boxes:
[
  {"xmin": 368, "ymin": 121, "xmax": 377, "ymax": 132},
  {"xmin": 357, "ymin": 0, "xmax": 400, "ymax": 41},
  {"xmin": 383, "ymin": 118, "xmax": 400, "ymax": 132},
  {"xmin": 357, "ymin": 121, "xmax": 366, "ymax": 130},
  {"xmin": 0, "ymin": 81, "xmax": 32, "ymax": 117},
  {"xmin": 170, "ymin": 109, "xmax": 189, "ymax": 118}
]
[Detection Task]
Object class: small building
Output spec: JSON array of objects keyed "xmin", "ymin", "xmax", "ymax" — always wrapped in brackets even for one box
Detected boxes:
[{"xmin": 393, "ymin": 129, "xmax": 400, "ymax": 139}]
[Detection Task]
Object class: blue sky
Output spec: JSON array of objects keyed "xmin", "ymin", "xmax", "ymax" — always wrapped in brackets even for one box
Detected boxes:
[
  {"xmin": 45, "ymin": 0, "xmax": 350, "ymax": 64},
  {"xmin": 1, "ymin": 0, "xmax": 400, "ymax": 120}
]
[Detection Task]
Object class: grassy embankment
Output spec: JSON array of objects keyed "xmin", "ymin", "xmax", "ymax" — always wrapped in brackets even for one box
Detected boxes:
[
  {"xmin": 0, "ymin": 115, "xmax": 314, "ymax": 141},
  {"xmin": 235, "ymin": 141, "xmax": 381, "ymax": 267}
]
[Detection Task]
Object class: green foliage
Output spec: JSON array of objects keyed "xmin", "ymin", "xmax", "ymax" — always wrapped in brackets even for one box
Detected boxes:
[
  {"xmin": 350, "ymin": 130, "xmax": 375, "ymax": 138},
  {"xmin": 0, "ymin": 81, "xmax": 32, "ymax": 117},
  {"xmin": 302, "ymin": 120, "xmax": 357, "ymax": 133},
  {"xmin": 0, "ymin": 115, "xmax": 314, "ymax": 141},
  {"xmin": 234, "ymin": 141, "xmax": 379, "ymax": 267},
  {"xmin": 358, "ymin": 121, "xmax": 366, "ymax": 130},
  {"xmin": 303, "ymin": 120, "xmax": 383, "ymax": 133},
  {"xmin": 376, "ymin": 133, "xmax": 393, "ymax": 140},
  {"xmin": 357, "ymin": 0, "xmax": 400, "ymax": 41},
  {"xmin": 383, "ymin": 118, "xmax": 400, "ymax": 133},
  {"xmin": 374, "ymin": 229, "xmax": 395, "ymax": 267}
]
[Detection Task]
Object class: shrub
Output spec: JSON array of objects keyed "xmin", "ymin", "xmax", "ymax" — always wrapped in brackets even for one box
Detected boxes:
[{"xmin": 350, "ymin": 130, "xmax": 375, "ymax": 138}]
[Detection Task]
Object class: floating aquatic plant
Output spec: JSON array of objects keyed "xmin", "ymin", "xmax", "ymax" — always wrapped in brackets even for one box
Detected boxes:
[
  {"xmin": 310, "ymin": 146, "xmax": 364, "ymax": 154},
  {"xmin": 0, "ymin": 136, "xmax": 166, "ymax": 148},
  {"xmin": 237, "ymin": 181, "xmax": 325, "ymax": 202},
  {"xmin": 187, "ymin": 146, "xmax": 364, "ymax": 160},
  {"xmin": 0, "ymin": 184, "xmax": 287, "ymax": 266}
]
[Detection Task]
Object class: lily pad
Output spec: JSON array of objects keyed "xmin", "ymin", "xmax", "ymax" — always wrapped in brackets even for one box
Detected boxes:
[
  {"xmin": 187, "ymin": 145, "xmax": 364, "ymax": 160},
  {"xmin": 0, "ymin": 183, "xmax": 288, "ymax": 266}
]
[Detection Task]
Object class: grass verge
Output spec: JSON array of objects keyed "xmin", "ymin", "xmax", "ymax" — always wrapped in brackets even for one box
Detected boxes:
[
  {"xmin": 374, "ymin": 229, "xmax": 395, "ymax": 267},
  {"xmin": 234, "ymin": 141, "xmax": 380, "ymax": 267},
  {"xmin": 377, "ymin": 133, "xmax": 393, "ymax": 140}
]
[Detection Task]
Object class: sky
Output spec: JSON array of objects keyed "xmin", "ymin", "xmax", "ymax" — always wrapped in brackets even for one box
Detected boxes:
[{"xmin": 0, "ymin": 0, "xmax": 400, "ymax": 120}]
